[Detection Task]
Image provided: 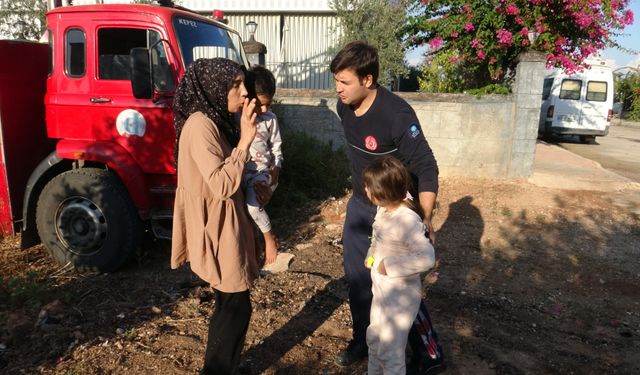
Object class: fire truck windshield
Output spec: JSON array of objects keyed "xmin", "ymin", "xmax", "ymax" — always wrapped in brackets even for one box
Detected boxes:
[{"xmin": 173, "ymin": 16, "xmax": 246, "ymax": 68}]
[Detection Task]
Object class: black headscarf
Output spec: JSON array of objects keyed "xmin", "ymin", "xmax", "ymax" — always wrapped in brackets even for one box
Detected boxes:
[{"xmin": 173, "ymin": 58, "xmax": 245, "ymax": 165}]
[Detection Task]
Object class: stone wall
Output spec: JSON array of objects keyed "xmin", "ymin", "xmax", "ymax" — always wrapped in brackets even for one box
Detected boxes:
[{"xmin": 272, "ymin": 53, "xmax": 547, "ymax": 178}]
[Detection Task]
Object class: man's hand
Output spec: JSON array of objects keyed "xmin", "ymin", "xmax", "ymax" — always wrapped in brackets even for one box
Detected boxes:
[
  {"xmin": 424, "ymin": 217, "xmax": 436, "ymax": 244},
  {"xmin": 419, "ymin": 191, "xmax": 437, "ymax": 245}
]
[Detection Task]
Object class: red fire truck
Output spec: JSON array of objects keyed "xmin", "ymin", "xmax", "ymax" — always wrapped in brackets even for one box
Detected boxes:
[{"xmin": 0, "ymin": 3, "xmax": 248, "ymax": 271}]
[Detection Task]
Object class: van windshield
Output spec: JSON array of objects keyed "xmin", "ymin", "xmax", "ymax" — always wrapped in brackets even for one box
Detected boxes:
[{"xmin": 173, "ymin": 16, "xmax": 246, "ymax": 68}]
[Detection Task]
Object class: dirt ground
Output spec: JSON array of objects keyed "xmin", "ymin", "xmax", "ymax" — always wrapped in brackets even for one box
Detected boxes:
[{"xmin": 1, "ymin": 177, "xmax": 639, "ymax": 375}]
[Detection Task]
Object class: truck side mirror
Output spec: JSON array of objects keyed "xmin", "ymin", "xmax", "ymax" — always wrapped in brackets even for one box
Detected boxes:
[{"xmin": 130, "ymin": 48, "xmax": 153, "ymax": 99}]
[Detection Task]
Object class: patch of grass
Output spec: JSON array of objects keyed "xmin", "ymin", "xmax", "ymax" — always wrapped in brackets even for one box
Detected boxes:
[
  {"xmin": 501, "ymin": 206, "xmax": 513, "ymax": 218},
  {"xmin": 124, "ymin": 327, "xmax": 137, "ymax": 340},
  {"xmin": 268, "ymin": 129, "xmax": 351, "ymax": 219},
  {"xmin": 0, "ymin": 271, "xmax": 46, "ymax": 308}
]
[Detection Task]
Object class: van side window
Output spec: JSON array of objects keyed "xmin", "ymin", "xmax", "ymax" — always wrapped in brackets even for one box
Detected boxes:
[
  {"xmin": 542, "ymin": 78, "xmax": 553, "ymax": 100},
  {"xmin": 586, "ymin": 81, "xmax": 607, "ymax": 102},
  {"xmin": 65, "ymin": 28, "xmax": 86, "ymax": 78},
  {"xmin": 98, "ymin": 28, "xmax": 147, "ymax": 80},
  {"xmin": 559, "ymin": 79, "xmax": 581, "ymax": 100}
]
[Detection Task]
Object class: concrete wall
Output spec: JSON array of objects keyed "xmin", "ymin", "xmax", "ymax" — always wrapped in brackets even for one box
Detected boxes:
[{"xmin": 273, "ymin": 53, "xmax": 547, "ymax": 178}]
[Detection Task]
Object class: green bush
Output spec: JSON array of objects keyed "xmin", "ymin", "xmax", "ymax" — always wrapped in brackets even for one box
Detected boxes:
[
  {"xmin": 268, "ymin": 129, "xmax": 351, "ymax": 218},
  {"xmin": 466, "ymin": 83, "xmax": 511, "ymax": 96}
]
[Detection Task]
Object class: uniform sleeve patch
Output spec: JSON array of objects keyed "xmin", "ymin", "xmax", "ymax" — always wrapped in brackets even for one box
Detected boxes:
[{"xmin": 408, "ymin": 123, "xmax": 421, "ymax": 138}]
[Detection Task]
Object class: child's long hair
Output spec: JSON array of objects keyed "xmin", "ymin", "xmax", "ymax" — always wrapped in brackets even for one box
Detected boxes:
[{"xmin": 362, "ymin": 156, "xmax": 424, "ymax": 219}]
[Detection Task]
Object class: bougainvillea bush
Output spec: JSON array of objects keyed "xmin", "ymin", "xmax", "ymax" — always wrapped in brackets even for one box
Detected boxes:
[{"xmin": 406, "ymin": 0, "xmax": 634, "ymax": 91}]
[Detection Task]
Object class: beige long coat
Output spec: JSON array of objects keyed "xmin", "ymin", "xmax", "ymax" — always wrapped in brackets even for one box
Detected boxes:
[{"xmin": 171, "ymin": 112, "xmax": 259, "ymax": 292}]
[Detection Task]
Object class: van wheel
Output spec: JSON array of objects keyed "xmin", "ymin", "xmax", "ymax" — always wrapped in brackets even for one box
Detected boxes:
[
  {"xmin": 35, "ymin": 168, "xmax": 142, "ymax": 272},
  {"xmin": 579, "ymin": 135, "xmax": 596, "ymax": 144}
]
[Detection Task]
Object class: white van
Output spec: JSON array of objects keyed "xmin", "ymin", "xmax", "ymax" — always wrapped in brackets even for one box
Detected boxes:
[{"xmin": 539, "ymin": 58, "xmax": 614, "ymax": 144}]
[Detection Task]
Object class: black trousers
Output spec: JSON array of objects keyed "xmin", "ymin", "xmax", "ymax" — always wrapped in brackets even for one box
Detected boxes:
[
  {"xmin": 201, "ymin": 289, "xmax": 252, "ymax": 375},
  {"xmin": 342, "ymin": 195, "xmax": 377, "ymax": 345}
]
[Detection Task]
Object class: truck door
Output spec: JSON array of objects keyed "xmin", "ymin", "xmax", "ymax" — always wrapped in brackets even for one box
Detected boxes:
[
  {"xmin": 91, "ymin": 25, "xmax": 177, "ymax": 175},
  {"xmin": 579, "ymin": 80, "xmax": 609, "ymax": 131}
]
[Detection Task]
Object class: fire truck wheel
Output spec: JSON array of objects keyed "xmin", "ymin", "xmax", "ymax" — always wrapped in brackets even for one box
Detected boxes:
[{"xmin": 36, "ymin": 168, "xmax": 142, "ymax": 272}]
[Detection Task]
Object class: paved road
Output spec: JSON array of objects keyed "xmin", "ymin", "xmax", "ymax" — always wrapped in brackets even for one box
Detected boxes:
[{"xmin": 548, "ymin": 124, "xmax": 640, "ymax": 183}]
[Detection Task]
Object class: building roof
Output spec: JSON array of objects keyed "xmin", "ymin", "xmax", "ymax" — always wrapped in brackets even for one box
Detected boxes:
[{"xmin": 72, "ymin": 0, "xmax": 334, "ymax": 13}]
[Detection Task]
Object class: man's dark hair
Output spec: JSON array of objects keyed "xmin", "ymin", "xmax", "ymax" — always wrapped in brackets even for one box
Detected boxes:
[
  {"xmin": 330, "ymin": 41, "xmax": 379, "ymax": 84},
  {"xmin": 247, "ymin": 65, "xmax": 276, "ymax": 99}
]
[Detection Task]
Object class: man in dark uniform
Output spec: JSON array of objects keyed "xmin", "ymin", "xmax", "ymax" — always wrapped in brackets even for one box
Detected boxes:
[{"xmin": 331, "ymin": 41, "xmax": 443, "ymax": 373}]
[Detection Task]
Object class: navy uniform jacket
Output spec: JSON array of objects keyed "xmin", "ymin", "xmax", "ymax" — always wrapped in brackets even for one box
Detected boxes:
[{"xmin": 337, "ymin": 86, "xmax": 439, "ymax": 200}]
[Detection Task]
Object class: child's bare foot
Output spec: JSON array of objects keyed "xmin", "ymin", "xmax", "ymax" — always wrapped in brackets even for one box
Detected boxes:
[{"xmin": 264, "ymin": 231, "xmax": 278, "ymax": 265}]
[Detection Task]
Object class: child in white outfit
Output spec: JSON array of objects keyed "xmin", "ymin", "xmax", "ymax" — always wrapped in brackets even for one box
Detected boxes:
[
  {"xmin": 244, "ymin": 66, "xmax": 283, "ymax": 265},
  {"xmin": 362, "ymin": 156, "xmax": 436, "ymax": 375}
]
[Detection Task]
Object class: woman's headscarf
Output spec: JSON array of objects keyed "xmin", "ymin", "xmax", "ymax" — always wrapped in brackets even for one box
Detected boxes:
[{"xmin": 173, "ymin": 58, "xmax": 245, "ymax": 165}]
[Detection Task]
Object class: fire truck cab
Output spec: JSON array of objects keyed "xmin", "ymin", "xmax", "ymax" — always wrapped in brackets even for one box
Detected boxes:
[{"xmin": 0, "ymin": 3, "xmax": 247, "ymax": 271}]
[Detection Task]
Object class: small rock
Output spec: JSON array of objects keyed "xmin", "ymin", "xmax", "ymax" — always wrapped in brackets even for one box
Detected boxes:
[
  {"xmin": 460, "ymin": 291, "xmax": 467, "ymax": 295},
  {"xmin": 325, "ymin": 224, "xmax": 342, "ymax": 231},
  {"xmin": 295, "ymin": 243, "xmax": 313, "ymax": 250},
  {"xmin": 261, "ymin": 253, "xmax": 295, "ymax": 275},
  {"xmin": 116, "ymin": 328, "xmax": 125, "ymax": 335},
  {"xmin": 115, "ymin": 341, "xmax": 123, "ymax": 350},
  {"xmin": 116, "ymin": 313, "xmax": 125, "ymax": 319},
  {"xmin": 6, "ymin": 313, "xmax": 33, "ymax": 344},
  {"xmin": 42, "ymin": 300, "xmax": 65, "ymax": 316},
  {"xmin": 151, "ymin": 306, "xmax": 162, "ymax": 315}
]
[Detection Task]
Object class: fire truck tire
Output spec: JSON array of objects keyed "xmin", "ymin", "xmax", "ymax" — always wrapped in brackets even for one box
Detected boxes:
[{"xmin": 35, "ymin": 168, "xmax": 142, "ymax": 272}]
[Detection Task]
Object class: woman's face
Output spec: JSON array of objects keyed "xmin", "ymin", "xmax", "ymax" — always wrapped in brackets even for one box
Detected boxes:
[{"xmin": 227, "ymin": 73, "xmax": 248, "ymax": 113}]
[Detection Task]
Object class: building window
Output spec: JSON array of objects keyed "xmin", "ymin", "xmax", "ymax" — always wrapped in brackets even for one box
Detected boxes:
[{"xmin": 65, "ymin": 28, "xmax": 85, "ymax": 78}]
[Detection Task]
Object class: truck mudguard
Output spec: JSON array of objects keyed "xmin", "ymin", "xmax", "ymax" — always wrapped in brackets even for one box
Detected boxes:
[
  {"xmin": 56, "ymin": 140, "xmax": 152, "ymax": 211},
  {"xmin": 21, "ymin": 151, "xmax": 65, "ymax": 249}
]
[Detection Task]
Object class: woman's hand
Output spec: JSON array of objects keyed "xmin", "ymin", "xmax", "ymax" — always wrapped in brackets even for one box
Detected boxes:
[
  {"xmin": 254, "ymin": 181, "xmax": 272, "ymax": 207},
  {"xmin": 270, "ymin": 166, "xmax": 281, "ymax": 186},
  {"xmin": 237, "ymin": 98, "xmax": 257, "ymax": 152}
]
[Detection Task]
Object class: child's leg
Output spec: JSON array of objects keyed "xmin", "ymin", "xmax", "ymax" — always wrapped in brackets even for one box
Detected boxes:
[
  {"xmin": 366, "ymin": 279, "xmax": 384, "ymax": 375},
  {"xmin": 372, "ymin": 274, "xmax": 422, "ymax": 374},
  {"xmin": 246, "ymin": 174, "xmax": 278, "ymax": 265}
]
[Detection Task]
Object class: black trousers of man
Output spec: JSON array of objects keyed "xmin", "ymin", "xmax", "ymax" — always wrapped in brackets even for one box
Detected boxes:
[{"xmin": 201, "ymin": 289, "xmax": 251, "ymax": 375}]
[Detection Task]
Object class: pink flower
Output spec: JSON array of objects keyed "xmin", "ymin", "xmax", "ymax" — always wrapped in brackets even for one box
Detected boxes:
[
  {"xmin": 429, "ymin": 37, "xmax": 443, "ymax": 50},
  {"xmin": 464, "ymin": 23, "xmax": 475, "ymax": 32},
  {"xmin": 470, "ymin": 38, "xmax": 480, "ymax": 48},
  {"xmin": 477, "ymin": 50, "xmax": 486, "ymax": 60},
  {"xmin": 489, "ymin": 57, "xmax": 497, "ymax": 65},
  {"xmin": 450, "ymin": 32, "xmax": 459, "ymax": 38},
  {"xmin": 449, "ymin": 57, "xmax": 459, "ymax": 63},
  {"xmin": 505, "ymin": 4, "xmax": 519, "ymax": 15},
  {"xmin": 622, "ymin": 10, "xmax": 634, "ymax": 25},
  {"xmin": 496, "ymin": 29, "xmax": 513, "ymax": 46}
]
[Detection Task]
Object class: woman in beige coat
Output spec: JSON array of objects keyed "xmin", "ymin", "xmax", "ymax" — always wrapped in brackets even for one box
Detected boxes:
[{"xmin": 171, "ymin": 58, "xmax": 261, "ymax": 375}]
